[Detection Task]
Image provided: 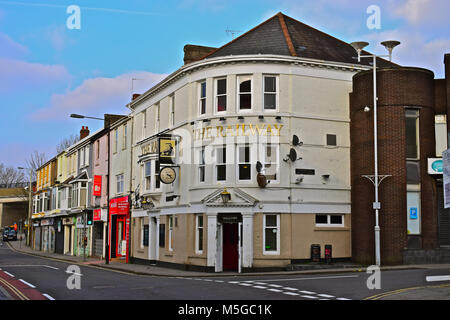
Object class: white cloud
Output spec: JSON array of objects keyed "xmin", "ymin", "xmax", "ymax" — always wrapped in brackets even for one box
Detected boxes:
[
  {"xmin": 31, "ymin": 71, "xmax": 168, "ymax": 121},
  {"xmin": 0, "ymin": 58, "xmax": 70, "ymax": 92},
  {"xmin": 392, "ymin": 0, "xmax": 450, "ymax": 26},
  {"xmin": 0, "ymin": 32, "xmax": 29, "ymax": 58}
]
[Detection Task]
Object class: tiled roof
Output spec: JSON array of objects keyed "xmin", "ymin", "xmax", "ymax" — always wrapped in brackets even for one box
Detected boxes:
[{"xmin": 202, "ymin": 12, "xmax": 397, "ymax": 68}]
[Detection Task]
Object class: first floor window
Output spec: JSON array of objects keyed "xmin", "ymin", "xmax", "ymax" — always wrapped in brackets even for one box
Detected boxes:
[
  {"xmin": 216, "ymin": 146, "xmax": 226, "ymax": 181},
  {"xmin": 196, "ymin": 215, "xmax": 204, "ymax": 253},
  {"xmin": 144, "ymin": 161, "xmax": 151, "ymax": 191},
  {"xmin": 238, "ymin": 144, "xmax": 251, "ymax": 181},
  {"xmin": 116, "ymin": 174, "xmax": 124, "ymax": 194},
  {"xmin": 216, "ymin": 78, "xmax": 227, "ymax": 112},
  {"xmin": 264, "ymin": 214, "xmax": 279, "ymax": 254},
  {"xmin": 263, "ymin": 75, "xmax": 277, "ymax": 110},
  {"xmin": 143, "ymin": 160, "xmax": 160, "ymax": 192},
  {"xmin": 238, "ymin": 76, "xmax": 252, "ymax": 110},
  {"xmin": 199, "ymin": 81, "xmax": 206, "ymax": 115},
  {"xmin": 315, "ymin": 214, "xmax": 344, "ymax": 226},
  {"xmin": 199, "ymin": 147, "xmax": 205, "ymax": 183}
]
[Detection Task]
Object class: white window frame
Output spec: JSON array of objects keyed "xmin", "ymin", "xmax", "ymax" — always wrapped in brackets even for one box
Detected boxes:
[
  {"xmin": 198, "ymin": 146, "xmax": 206, "ymax": 183},
  {"xmin": 143, "ymin": 159, "xmax": 161, "ymax": 193},
  {"xmin": 263, "ymin": 75, "xmax": 279, "ymax": 112},
  {"xmin": 79, "ymin": 147, "xmax": 85, "ymax": 169},
  {"xmin": 215, "ymin": 77, "xmax": 227, "ymax": 114},
  {"xmin": 263, "ymin": 214, "xmax": 280, "ymax": 255},
  {"xmin": 237, "ymin": 75, "xmax": 253, "ymax": 112},
  {"xmin": 236, "ymin": 144, "xmax": 252, "ymax": 183},
  {"xmin": 116, "ymin": 173, "xmax": 124, "ymax": 194},
  {"xmin": 199, "ymin": 81, "xmax": 206, "ymax": 116},
  {"xmin": 315, "ymin": 214, "xmax": 345, "ymax": 227},
  {"xmin": 260, "ymin": 143, "xmax": 279, "ymax": 183},
  {"xmin": 144, "ymin": 161, "xmax": 152, "ymax": 192},
  {"xmin": 195, "ymin": 214, "xmax": 204, "ymax": 254},
  {"xmin": 168, "ymin": 215, "xmax": 174, "ymax": 251},
  {"xmin": 215, "ymin": 145, "xmax": 227, "ymax": 182},
  {"xmin": 122, "ymin": 124, "xmax": 127, "ymax": 150},
  {"xmin": 169, "ymin": 95, "xmax": 175, "ymax": 127}
]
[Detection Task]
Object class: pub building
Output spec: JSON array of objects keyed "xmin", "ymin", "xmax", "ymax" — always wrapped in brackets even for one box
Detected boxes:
[{"xmin": 127, "ymin": 12, "xmax": 389, "ymax": 271}]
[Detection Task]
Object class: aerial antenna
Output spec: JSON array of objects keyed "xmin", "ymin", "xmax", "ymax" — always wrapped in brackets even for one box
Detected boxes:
[
  {"xmin": 225, "ymin": 27, "xmax": 242, "ymax": 40},
  {"xmin": 131, "ymin": 77, "xmax": 144, "ymax": 94}
]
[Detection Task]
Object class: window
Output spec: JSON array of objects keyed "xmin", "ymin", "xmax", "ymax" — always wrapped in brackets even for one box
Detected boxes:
[
  {"xmin": 96, "ymin": 140, "xmax": 100, "ymax": 159},
  {"xmin": 263, "ymin": 214, "xmax": 279, "ymax": 254},
  {"xmin": 51, "ymin": 188, "xmax": 57, "ymax": 210},
  {"xmin": 215, "ymin": 146, "xmax": 226, "ymax": 181},
  {"xmin": 407, "ymin": 191, "xmax": 421, "ymax": 235},
  {"xmin": 261, "ymin": 144, "xmax": 279, "ymax": 181},
  {"xmin": 263, "ymin": 75, "xmax": 277, "ymax": 110},
  {"xmin": 72, "ymin": 184, "xmax": 78, "ymax": 208},
  {"xmin": 315, "ymin": 214, "xmax": 344, "ymax": 227},
  {"xmin": 68, "ymin": 186, "xmax": 72, "ymax": 208},
  {"xmin": 238, "ymin": 76, "xmax": 252, "ymax": 111},
  {"xmin": 80, "ymin": 147, "xmax": 85, "ymax": 168},
  {"xmin": 169, "ymin": 95, "xmax": 175, "ymax": 127},
  {"xmin": 114, "ymin": 129, "xmax": 118, "ymax": 153},
  {"xmin": 168, "ymin": 215, "xmax": 174, "ymax": 251},
  {"xmin": 196, "ymin": 215, "xmax": 203, "ymax": 253},
  {"xmin": 144, "ymin": 161, "xmax": 151, "ymax": 191},
  {"xmin": 84, "ymin": 146, "xmax": 89, "ymax": 166},
  {"xmin": 143, "ymin": 224, "xmax": 149, "ymax": 247},
  {"xmin": 406, "ymin": 109, "xmax": 419, "ymax": 159},
  {"xmin": 326, "ymin": 134, "xmax": 337, "ymax": 146},
  {"xmin": 122, "ymin": 124, "xmax": 127, "ymax": 150},
  {"xmin": 159, "ymin": 224, "xmax": 165, "ymax": 248},
  {"xmin": 155, "ymin": 161, "xmax": 160, "ymax": 190},
  {"xmin": 199, "ymin": 147, "xmax": 206, "ymax": 183},
  {"xmin": 199, "ymin": 81, "xmax": 206, "ymax": 115},
  {"xmin": 116, "ymin": 174, "xmax": 124, "ymax": 194},
  {"xmin": 238, "ymin": 144, "xmax": 251, "ymax": 181},
  {"xmin": 215, "ymin": 78, "xmax": 227, "ymax": 112}
]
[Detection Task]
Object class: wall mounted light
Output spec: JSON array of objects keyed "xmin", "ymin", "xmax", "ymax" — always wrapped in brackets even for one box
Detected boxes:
[{"xmin": 220, "ymin": 188, "xmax": 231, "ymax": 204}]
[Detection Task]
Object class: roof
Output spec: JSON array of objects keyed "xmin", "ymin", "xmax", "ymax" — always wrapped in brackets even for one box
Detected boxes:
[{"xmin": 201, "ymin": 12, "xmax": 396, "ymax": 68}]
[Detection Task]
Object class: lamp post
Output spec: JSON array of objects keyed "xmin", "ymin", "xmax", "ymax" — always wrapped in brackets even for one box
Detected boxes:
[
  {"xmin": 70, "ymin": 113, "xmax": 110, "ymax": 264},
  {"xmin": 350, "ymin": 40, "xmax": 400, "ymax": 266},
  {"xmin": 17, "ymin": 166, "xmax": 33, "ymax": 247}
]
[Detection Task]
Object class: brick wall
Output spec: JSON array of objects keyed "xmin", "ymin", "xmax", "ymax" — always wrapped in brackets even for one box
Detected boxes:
[{"xmin": 350, "ymin": 67, "xmax": 436, "ymax": 265}]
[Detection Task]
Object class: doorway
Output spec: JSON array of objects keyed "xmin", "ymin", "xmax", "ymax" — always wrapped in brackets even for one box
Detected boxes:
[
  {"xmin": 437, "ymin": 185, "xmax": 450, "ymax": 246},
  {"xmin": 219, "ymin": 213, "xmax": 242, "ymax": 272}
]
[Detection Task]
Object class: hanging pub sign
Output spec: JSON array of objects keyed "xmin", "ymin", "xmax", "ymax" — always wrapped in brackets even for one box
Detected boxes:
[
  {"xmin": 93, "ymin": 175, "xmax": 102, "ymax": 196},
  {"xmin": 159, "ymin": 135, "xmax": 178, "ymax": 165}
]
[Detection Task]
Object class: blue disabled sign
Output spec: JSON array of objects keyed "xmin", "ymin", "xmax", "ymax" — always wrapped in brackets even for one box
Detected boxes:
[
  {"xmin": 432, "ymin": 160, "xmax": 443, "ymax": 173},
  {"xmin": 410, "ymin": 207, "xmax": 418, "ymax": 219}
]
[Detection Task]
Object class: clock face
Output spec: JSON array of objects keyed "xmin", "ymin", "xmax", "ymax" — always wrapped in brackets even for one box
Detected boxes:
[{"xmin": 160, "ymin": 167, "xmax": 176, "ymax": 184}]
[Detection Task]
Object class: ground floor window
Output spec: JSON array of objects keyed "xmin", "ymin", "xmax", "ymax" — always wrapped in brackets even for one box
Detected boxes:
[
  {"xmin": 195, "ymin": 214, "xmax": 204, "ymax": 254},
  {"xmin": 263, "ymin": 214, "xmax": 280, "ymax": 255},
  {"xmin": 315, "ymin": 214, "xmax": 344, "ymax": 227}
]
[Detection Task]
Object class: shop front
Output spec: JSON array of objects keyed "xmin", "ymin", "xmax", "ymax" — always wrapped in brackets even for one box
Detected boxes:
[
  {"xmin": 109, "ymin": 196, "xmax": 130, "ymax": 262},
  {"xmin": 62, "ymin": 217, "xmax": 74, "ymax": 255},
  {"xmin": 41, "ymin": 218, "xmax": 55, "ymax": 253},
  {"xmin": 54, "ymin": 217, "xmax": 65, "ymax": 254}
]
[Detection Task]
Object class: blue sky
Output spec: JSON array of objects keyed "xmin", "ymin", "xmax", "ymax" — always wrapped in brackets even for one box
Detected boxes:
[{"xmin": 0, "ymin": 0, "xmax": 449, "ymax": 167}]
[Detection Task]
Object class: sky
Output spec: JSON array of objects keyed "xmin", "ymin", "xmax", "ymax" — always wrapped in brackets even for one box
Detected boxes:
[{"xmin": 0, "ymin": 0, "xmax": 449, "ymax": 167}]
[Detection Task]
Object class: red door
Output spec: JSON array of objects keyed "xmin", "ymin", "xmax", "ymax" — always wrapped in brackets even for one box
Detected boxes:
[
  {"xmin": 116, "ymin": 216, "xmax": 126, "ymax": 257},
  {"xmin": 222, "ymin": 223, "xmax": 238, "ymax": 271}
]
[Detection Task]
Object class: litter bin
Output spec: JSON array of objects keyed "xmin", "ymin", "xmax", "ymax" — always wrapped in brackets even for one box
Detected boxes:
[
  {"xmin": 324, "ymin": 244, "xmax": 332, "ymax": 264},
  {"xmin": 311, "ymin": 244, "xmax": 320, "ymax": 262}
]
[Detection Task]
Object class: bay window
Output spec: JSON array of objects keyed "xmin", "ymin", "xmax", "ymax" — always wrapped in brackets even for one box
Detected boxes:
[
  {"xmin": 238, "ymin": 76, "xmax": 252, "ymax": 111},
  {"xmin": 215, "ymin": 78, "xmax": 227, "ymax": 112},
  {"xmin": 199, "ymin": 81, "xmax": 206, "ymax": 115},
  {"xmin": 263, "ymin": 75, "xmax": 277, "ymax": 110}
]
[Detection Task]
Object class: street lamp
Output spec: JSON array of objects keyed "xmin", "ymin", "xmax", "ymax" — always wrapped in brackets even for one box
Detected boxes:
[
  {"xmin": 17, "ymin": 166, "xmax": 33, "ymax": 247},
  {"xmin": 70, "ymin": 113, "xmax": 111, "ymax": 265},
  {"xmin": 350, "ymin": 40, "xmax": 400, "ymax": 266}
]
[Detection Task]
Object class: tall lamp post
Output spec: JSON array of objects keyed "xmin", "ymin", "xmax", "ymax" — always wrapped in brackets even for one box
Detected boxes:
[
  {"xmin": 17, "ymin": 166, "xmax": 33, "ymax": 247},
  {"xmin": 70, "ymin": 114, "xmax": 111, "ymax": 265},
  {"xmin": 350, "ymin": 40, "xmax": 400, "ymax": 266}
]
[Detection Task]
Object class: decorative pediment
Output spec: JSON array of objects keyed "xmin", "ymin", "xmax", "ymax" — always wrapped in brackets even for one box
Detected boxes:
[{"xmin": 202, "ymin": 187, "xmax": 258, "ymax": 207}]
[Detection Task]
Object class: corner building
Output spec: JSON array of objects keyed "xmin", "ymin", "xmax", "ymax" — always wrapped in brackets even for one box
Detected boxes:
[{"xmin": 128, "ymin": 13, "xmax": 396, "ymax": 271}]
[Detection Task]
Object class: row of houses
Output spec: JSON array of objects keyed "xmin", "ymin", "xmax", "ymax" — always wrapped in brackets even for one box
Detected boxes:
[{"xmin": 30, "ymin": 12, "xmax": 450, "ymax": 270}]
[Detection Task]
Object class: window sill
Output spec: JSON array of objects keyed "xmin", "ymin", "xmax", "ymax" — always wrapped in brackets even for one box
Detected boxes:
[{"xmin": 314, "ymin": 227, "xmax": 349, "ymax": 231}]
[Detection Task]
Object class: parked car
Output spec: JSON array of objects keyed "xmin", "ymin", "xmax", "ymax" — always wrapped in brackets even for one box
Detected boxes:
[{"xmin": 2, "ymin": 229, "xmax": 17, "ymax": 241}]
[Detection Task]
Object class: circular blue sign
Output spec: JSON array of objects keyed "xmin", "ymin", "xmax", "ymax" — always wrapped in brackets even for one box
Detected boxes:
[{"xmin": 432, "ymin": 160, "xmax": 443, "ymax": 173}]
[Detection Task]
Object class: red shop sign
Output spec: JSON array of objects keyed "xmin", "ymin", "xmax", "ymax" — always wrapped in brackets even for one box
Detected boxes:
[
  {"xmin": 93, "ymin": 175, "xmax": 102, "ymax": 196},
  {"xmin": 109, "ymin": 196, "xmax": 129, "ymax": 215},
  {"xmin": 93, "ymin": 209, "xmax": 101, "ymax": 221}
]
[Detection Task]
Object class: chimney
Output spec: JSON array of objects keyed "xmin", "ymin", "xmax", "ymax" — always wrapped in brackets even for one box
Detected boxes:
[
  {"xmin": 183, "ymin": 44, "xmax": 217, "ymax": 65},
  {"xmin": 132, "ymin": 93, "xmax": 141, "ymax": 101},
  {"xmin": 80, "ymin": 126, "xmax": 90, "ymax": 140}
]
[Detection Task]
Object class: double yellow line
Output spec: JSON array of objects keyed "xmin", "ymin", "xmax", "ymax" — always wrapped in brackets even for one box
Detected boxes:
[
  {"xmin": 365, "ymin": 283, "xmax": 450, "ymax": 300},
  {"xmin": 0, "ymin": 277, "xmax": 29, "ymax": 300}
]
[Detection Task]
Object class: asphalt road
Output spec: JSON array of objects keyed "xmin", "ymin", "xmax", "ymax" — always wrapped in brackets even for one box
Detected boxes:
[{"xmin": 1, "ymin": 239, "xmax": 450, "ymax": 301}]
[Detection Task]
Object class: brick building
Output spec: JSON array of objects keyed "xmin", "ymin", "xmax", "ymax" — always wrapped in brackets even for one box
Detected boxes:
[{"xmin": 350, "ymin": 54, "xmax": 450, "ymax": 265}]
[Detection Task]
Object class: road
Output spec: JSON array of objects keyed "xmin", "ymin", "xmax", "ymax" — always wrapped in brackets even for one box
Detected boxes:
[{"xmin": 1, "ymin": 239, "xmax": 450, "ymax": 301}]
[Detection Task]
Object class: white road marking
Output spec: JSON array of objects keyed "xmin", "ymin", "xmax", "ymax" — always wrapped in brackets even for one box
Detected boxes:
[
  {"xmin": 336, "ymin": 298, "xmax": 351, "ymax": 300},
  {"xmin": 317, "ymin": 294, "xmax": 335, "ymax": 298},
  {"xmin": 4, "ymin": 271, "xmax": 14, "ymax": 278},
  {"xmin": 19, "ymin": 279, "xmax": 36, "ymax": 288},
  {"xmin": 268, "ymin": 284, "xmax": 283, "ymax": 288},
  {"xmin": 238, "ymin": 283, "xmax": 253, "ymax": 286},
  {"xmin": 42, "ymin": 293, "xmax": 55, "ymax": 300},
  {"xmin": 301, "ymin": 295, "xmax": 318, "ymax": 299},
  {"xmin": 0, "ymin": 265, "xmax": 59, "ymax": 270},
  {"xmin": 426, "ymin": 275, "xmax": 450, "ymax": 282},
  {"xmin": 283, "ymin": 287, "xmax": 299, "ymax": 291},
  {"xmin": 283, "ymin": 292, "xmax": 299, "ymax": 296},
  {"xmin": 203, "ymin": 279, "xmax": 213, "ymax": 282},
  {"xmin": 252, "ymin": 286, "xmax": 267, "ymax": 289},
  {"xmin": 267, "ymin": 288, "xmax": 283, "ymax": 293},
  {"xmin": 253, "ymin": 282, "xmax": 268, "ymax": 285},
  {"xmin": 228, "ymin": 281, "xmax": 239, "ymax": 284},
  {"xmin": 250, "ymin": 275, "xmax": 359, "ymax": 282},
  {"xmin": 214, "ymin": 280, "xmax": 224, "ymax": 283},
  {"xmin": 299, "ymin": 290, "xmax": 316, "ymax": 295}
]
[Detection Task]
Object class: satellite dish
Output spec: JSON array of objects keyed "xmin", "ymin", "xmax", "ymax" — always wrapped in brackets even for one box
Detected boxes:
[
  {"xmin": 289, "ymin": 149, "xmax": 297, "ymax": 162},
  {"xmin": 256, "ymin": 161, "xmax": 263, "ymax": 173}
]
